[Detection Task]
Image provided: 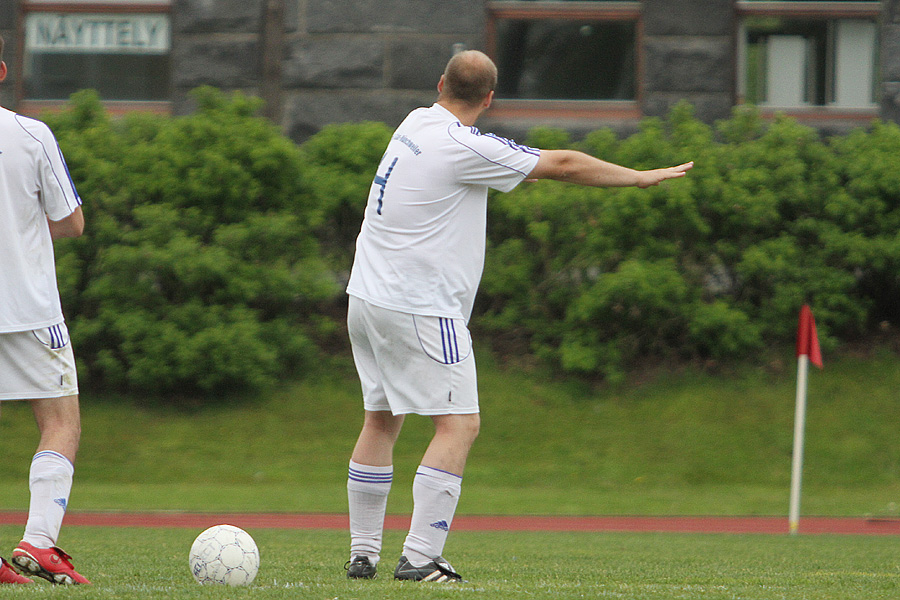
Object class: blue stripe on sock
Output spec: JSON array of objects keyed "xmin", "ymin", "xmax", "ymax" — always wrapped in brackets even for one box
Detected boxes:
[
  {"xmin": 349, "ymin": 467, "xmax": 393, "ymax": 484},
  {"xmin": 33, "ymin": 450, "xmax": 68, "ymax": 462},
  {"xmin": 416, "ymin": 465, "xmax": 462, "ymax": 480}
]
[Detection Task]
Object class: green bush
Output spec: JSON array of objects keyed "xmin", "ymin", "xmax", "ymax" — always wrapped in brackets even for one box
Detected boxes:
[
  {"xmin": 49, "ymin": 89, "xmax": 339, "ymax": 398},
  {"xmin": 830, "ymin": 120, "xmax": 900, "ymax": 326},
  {"xmin": 560, "ymin": 259, "xmax": 694, "ymax": 382},
  {"xmin": 49, "ymin": 93, "xmax": 900, "ymax": 393},
  {"xmin": 479, "ymin": 104, "xmax": 900, "ymax": 379}
]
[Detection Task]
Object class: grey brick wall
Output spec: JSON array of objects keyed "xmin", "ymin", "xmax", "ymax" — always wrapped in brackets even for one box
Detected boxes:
[
  {"xmin": 172, "ymin": 0, "xmax": 483, "ymax": 141},
  {"xmin": 305, "ymin": 0, "xmax": 483, "ymax": 34},
  {"xmin": 883, "ymin": 0, "xmax": 900, "ymax": 123},
  {"xmin": 5, "ymin": 0, "xmax": 900, "ymax": 139},
  {"xmin": 641, "ymin": 0, "xmax": 734, "ymax": 122},
  {"xmin": 0, "ymin": 0, "xmax": 16, "ymax": 109}
]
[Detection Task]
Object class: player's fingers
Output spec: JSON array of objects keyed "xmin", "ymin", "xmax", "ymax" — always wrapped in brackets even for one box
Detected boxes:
[
  {"xmin": 639, "ymin": 163, "xmax": 693, "ymax": 187},
  {"xmin": 646, "ymin": 165, "xmax": 690, "ymax": 187},
  {"xmin": 664, "ymin": 162, "xmax": 693, "ymax": 179},
  {"xmin": 661, "ymin": 169, "xmax": 687, "ymax": 181}
]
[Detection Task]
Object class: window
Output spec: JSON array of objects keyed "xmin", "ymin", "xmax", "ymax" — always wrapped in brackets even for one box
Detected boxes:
[
  {"xmin": 18, "ymin": 0, "xmax": 171, "ymax": 111},
  {"xmin": 486, "ymin": 1, "xmax": 641, "ymax": 116},
  {"xmin": 494, "ymin": 18, "xmax": 636, "ymax": 101},
  {"xmin": 737, "ymin": 1, "xmax": 880, "ymax": 111}
]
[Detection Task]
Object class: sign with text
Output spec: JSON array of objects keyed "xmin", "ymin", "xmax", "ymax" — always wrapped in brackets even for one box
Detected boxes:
[{"xmin": 26, "ymin": 13, "xmax": 170, "ymax": 54}]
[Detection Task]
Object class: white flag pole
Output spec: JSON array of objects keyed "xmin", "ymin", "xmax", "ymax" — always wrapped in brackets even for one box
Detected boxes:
[{"xmin": 789, "ymin": 354, "xmax": 810, "ymax": 535}]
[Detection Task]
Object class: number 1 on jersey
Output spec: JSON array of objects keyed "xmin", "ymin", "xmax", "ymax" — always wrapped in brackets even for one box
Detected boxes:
[{"xmin": 373, "ymin": 156, "xmax": 398, "ymax": 215}]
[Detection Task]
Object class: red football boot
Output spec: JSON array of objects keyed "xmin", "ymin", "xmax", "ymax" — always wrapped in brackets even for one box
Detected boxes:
[
  {"xmin": 11, "ymin": 542, "xmax": 90, "ymax": 585},
  {"xmin": 0, "ymin": 557, "xmax": 33, "ymax": 584}
]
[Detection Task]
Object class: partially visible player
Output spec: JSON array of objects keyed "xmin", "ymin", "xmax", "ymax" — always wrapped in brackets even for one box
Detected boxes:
[
  {"xmin": 344, "ymin": 49, "xmax": 692, "ymax": 582},
  {"xmin": 0, "ymin": 34, "xmax": 90, "ymax": 586}
]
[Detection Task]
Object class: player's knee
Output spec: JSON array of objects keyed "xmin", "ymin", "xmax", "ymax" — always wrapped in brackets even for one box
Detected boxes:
[
  {"xmin": 444, "ymin": 414, "xmax": 480, "ymax": 444},
  {"xmin": 467, "ymin": 416, "xmax": 481, "ymax": 442},
  {"xmin": 364, "ymin": 411, "xmax": 403, "ymax": 437}
]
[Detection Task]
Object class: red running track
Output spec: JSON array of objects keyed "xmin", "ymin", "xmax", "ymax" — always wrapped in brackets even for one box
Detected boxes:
[{"xmin": 1, "ymin": 512, "xmax": 898, "ymax": 535}]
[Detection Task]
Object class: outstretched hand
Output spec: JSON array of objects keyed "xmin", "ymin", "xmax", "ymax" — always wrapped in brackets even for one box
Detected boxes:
[{"xmin": 636, "ymin": 162, "xmax": 694, "ymax": 188}]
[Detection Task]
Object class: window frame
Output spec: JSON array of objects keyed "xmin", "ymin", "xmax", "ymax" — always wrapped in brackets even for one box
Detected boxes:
[
  {"xmin": 735, "ymin": 0, "xmax": 882, "ymax": 120},
  {"xmin": 15, "ymin": 0, "xmax": 173, "ymax": 115},
  {"xmin": 484, "ymin": 1, "xmax": 643, "ymax": 120}
]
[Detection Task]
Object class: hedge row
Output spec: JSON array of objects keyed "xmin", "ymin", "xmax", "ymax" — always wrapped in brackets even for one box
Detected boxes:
[
  {"xmin": 481, "ymin": 104, "xmax": 900, "ymax": 381},
  {"xmin": 47, "ymin": 91, "xmax": 900, "ymax": 396},
  {"xmin": 48, "ymin": 89, "xmax": 339, "ymax": 397}
]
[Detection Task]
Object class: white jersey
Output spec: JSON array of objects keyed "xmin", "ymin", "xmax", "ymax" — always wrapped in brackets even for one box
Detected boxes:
[
  {"xmin": 0, "ymin": 107, "xmax": 81, "ymax": 333},
  {"xmin": 346, "ymin": 103, "xmax": 540, "ymax": 322}
]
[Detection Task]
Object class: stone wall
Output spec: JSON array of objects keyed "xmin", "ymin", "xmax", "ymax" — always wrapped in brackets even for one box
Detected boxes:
[
  {"xmin": 883, "ymin": 0, "xmax": 900, "ymax": 123},
  {"xmin": 0, "ymin": 0, "xmax": 16, "ymax": 108},
  {"xmin": 173, "ymin": 0, "xmax": 485, "ymax": 141},
  {"xmin": 641, "ymin": 0, "xmax": 735, "ymax": 122},
  {"xmin": 4, "ymin": 0, "xmax": 900, "ymax": 139}
]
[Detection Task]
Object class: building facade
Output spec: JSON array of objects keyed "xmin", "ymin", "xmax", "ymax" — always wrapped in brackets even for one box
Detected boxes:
[{"xmin": 1, "ymin": 0, "xmax": 897, "ymax": 142}]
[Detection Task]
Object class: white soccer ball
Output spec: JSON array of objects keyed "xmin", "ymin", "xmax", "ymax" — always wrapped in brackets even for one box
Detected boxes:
[{"xmin": 189, "ymin": 524, "xmax": 260, "ymax": 586}]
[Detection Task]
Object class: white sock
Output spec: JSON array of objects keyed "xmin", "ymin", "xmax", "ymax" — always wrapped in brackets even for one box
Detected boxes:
[
  {"xmin": 403, "ymin": 465, "xmax": 462, "ymax": 567},
  {"xmin": 347, "ymin": 461, "xmax": 392, "ymax": 564},
  {"xmin": 23, "ymin": 451, "xmax": 74, "ymax": 548}
]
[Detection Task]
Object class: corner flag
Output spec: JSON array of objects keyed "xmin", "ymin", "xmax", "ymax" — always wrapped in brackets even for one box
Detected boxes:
[
  {"xmin": 789, "ymin": 304, "xmax": 823, "ymax": 535},
  {"xmin": 796, "ymin": 304, "xmax": 823, "ymax": 368}
]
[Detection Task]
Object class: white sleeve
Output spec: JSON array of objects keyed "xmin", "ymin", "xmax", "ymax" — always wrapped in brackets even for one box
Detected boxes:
[
  {"xmin": 448, "ymin": 125, "xmax": 541, "ymax": 192},
  {"xmin": 33, "ymin": 123, "xmax": 81, "ymax": 221}
]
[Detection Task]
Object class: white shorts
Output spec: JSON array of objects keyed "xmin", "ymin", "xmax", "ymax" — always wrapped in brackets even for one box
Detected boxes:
[
  {"xmin": 348, "ymin": 296, "xmax": 479, "ymax": 416},
  {"xmin": 0, "ymin": 323, "xmax": 79, "ymax": 401}
]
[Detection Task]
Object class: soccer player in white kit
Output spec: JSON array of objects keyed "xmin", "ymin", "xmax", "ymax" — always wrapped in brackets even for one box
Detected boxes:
[
  {"xmin": 0, "ymin": 35, "xmax": 90, "ymax": 586},
  {"xmin": 345, "ymin": 49, "xmax": 692, "ymax": 581}
]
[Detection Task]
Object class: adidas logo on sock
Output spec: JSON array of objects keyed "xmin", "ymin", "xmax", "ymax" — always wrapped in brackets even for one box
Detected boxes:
[
  {"xmin": 54, "ymin": 498, "xmax": 68, "ymax": 511},
  {"xmin": 429, "ymin": 520, "xmax": 450, "ymax": 532}
]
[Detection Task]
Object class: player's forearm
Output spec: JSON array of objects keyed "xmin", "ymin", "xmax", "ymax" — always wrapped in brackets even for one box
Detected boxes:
[
  {"xmin": 569, "ymin": 153, "xmax": 643, "ymax": 187},
  {"xmin": 530, "ymin": 150, "xmax": 641, "ymax": 188},
  {"xmin": 529, "ymin": 150, "xmax": 693, "ymax": 189}
]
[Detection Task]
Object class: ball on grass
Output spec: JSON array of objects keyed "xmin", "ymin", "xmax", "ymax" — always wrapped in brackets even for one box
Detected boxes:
[{"xmin": 189, "ymin": 524, "xmax": 260, "ymax": 586}]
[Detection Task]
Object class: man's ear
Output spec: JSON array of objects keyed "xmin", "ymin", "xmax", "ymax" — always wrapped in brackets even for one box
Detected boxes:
[
  {"xmin": 437, "ymin": 75, "xmax": 445, "ymax": 94},
  {"xmin": 483, "ymin": 89, "xmax": 494, "ymax": 109},
  {"xmin": 0, "ymin": 61, "xmax": 7, "ymax": 83}
]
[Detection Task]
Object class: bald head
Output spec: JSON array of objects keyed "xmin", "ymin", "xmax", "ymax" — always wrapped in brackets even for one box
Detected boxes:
[{"xmin": 439, "ymin": 50, "xmax": 497, "ymax": 107}]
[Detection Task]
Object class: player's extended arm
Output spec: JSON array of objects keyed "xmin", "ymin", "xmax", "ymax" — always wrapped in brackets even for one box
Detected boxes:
[
  {"xmin": 527, "ymin": 149, "xmax": 693, "ymax": 189},
  {"xmin": 48, "ymin": 206, "xmax": 84, "ymax": 240}
]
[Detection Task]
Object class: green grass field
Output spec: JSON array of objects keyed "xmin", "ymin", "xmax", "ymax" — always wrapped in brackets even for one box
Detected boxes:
[
  {"xmin": 1, "ymin": 526, "xmax": 898, "ymax": 599},
  {"xmin": 1, "ymin": 346, "xmax": 899, "ymax": 597},
  {"xmin": 1, "ymin": 346, "xmax": 899, "ymax": 516}
]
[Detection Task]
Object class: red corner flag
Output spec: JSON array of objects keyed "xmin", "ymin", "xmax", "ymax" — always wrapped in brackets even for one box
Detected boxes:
[{"xmin": 796, "ymin": 305, "xmax": 823, "ymax": 368}]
